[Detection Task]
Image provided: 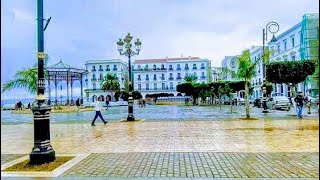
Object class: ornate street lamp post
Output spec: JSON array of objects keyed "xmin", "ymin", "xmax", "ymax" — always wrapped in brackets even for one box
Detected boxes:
[
  {"xmin": 262, "ymin": 21, "xmax": 279, "ymax": 113},
  {"xmin": 117, "ymin": 33, "xmax": 142, "ymax": 121},
  {"xmin": 29, "ymin": 0, "xmax": 55, "ymax": 164}
]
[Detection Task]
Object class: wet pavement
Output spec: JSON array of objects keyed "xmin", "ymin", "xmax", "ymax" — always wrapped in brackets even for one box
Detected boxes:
[
  {"xmin": 1, "ymin": 105, "xmax": 319, "ymax": 124},
  {"xmin": 1, "ymin": 105, "xmax": 319, "ymax": 178}
]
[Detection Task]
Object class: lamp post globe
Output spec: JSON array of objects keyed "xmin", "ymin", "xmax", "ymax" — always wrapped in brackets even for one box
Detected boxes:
[{"xmin": 117, "ymin": 33, "xmax": 142, "ymax": 121}]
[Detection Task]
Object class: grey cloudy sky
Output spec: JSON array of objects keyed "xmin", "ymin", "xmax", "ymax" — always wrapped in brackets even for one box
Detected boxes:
[{"xmin": 1, "ymin": 0, "xmax": 319, "ymax": 99}]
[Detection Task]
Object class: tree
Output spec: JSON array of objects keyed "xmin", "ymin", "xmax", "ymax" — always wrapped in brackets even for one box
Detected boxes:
[
  {"xmin": 176, "ymin": 83, "xmax": 193, "ymax": 96},
  {"xmin": 266, "ymin": 60, "xmax": 316, "ymax": 99},
  {"xmin": 236, "ymin": 50, "xmax": 259, "ymax": 119},
  {"xmin": 132, "ymin": 91, "xmax": 142, "ymax": 99},
  {"xmin": 2, "ymin": 67, "xmax": 39, "ymax": 94},
  {"xmin": 183, "ymin": 74, "xmax": 198, "ymax": 83},
  {"xmin": 101, "ymin": 74, "xmax": 120, "ymax": 101}
]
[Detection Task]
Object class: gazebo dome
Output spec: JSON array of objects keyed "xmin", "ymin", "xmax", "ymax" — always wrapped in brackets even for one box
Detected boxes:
[{"xmin": 46, "ymin": 59, "xmax": 87, "ymax": 105}]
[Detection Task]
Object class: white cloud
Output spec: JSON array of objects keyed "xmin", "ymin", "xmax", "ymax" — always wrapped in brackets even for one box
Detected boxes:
[{"xmin": 8, "ymin": 8, "xmax": 35, "ymax": 24}]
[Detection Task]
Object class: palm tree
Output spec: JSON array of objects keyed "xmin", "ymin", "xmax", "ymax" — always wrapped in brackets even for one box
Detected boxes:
[
  {"xmin": 236, "ymin": 50, "xmax": 259, "ymax": 119},
  {"xmin": 2, "ymin": 67, "xmax": 39, "ymax": 94},
  {"xmin": 101, "ymin": 74, "xmax": 120, "ymax": 101},
  {"xmin": 183, "ymin": 74, "xmax": 198, "ymax": 83},
  {"xmin": 2, "ymin": 58, "xmax": 50, "ymax": 94}
]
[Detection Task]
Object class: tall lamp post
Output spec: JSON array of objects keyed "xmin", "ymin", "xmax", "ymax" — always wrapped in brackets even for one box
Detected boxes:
[
  {"xmin": 262, "ymin": 21, "xmax": 279, "ymax": 113},
  {"xmin": 117, "ymin": 33, "xmax": 142, "ymax": 121},
  {"xmin": 29, "ymin": 0, "xmax": 55, "ymax": 164}
]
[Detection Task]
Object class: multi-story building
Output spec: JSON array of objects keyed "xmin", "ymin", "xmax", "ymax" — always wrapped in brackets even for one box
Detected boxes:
[
  {"xmin": 249, "ymin": 46, "xmax": 264, "ymax": 99},
  {"xmin": 132, "ymin": 56, "xmax": 211, "ymax": 98},
  {"xmin": 212, "ymin": 67, "xmax": 223, "ymax": 82},
  {"xmin": 268, "ymin": 13, "xmax": 319, "ymax": 97},
  {"xmin": 221, "ymin": 56, "xmax": 238, "ymax": 81},
  {"xmin": 84, "ymin": 59, "xmax": 128, "ymax": 102}
]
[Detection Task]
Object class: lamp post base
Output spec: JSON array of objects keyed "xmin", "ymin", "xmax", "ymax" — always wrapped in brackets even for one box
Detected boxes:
[
  {"xmin": 127, "ymin": 95, "xmax": 135, "ymax": 121},
  {"xmin": 30, "ymin": 149, "xmax": 55, "ymax": 164},
  {"xmin": 29, "ymin": 100, "xmax": 55, "ymax": 165}
]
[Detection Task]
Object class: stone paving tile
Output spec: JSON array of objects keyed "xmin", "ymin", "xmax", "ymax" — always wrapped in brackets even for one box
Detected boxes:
[
  {"xmin": 1, "ymin": 154, "xmax": 26, "ymax": 165},
  {"xmin": 62, "ymin": 152, "xmax": 319, "ymax": 178},
  {"xmin": 1, "ymin": 120, "xmax": 319, "ymax": 154}
]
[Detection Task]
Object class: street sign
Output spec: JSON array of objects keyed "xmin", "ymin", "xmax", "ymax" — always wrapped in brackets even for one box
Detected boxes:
[{"xmin": 37, "ymin": 52, "xmax": 45, "ymax": 59}]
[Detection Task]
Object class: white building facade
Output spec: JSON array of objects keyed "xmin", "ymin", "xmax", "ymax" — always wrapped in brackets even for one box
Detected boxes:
[
  {"xmin": 221, "ymin": 56, "xmax": 238, "ymax": 81},
  {"xmin": 84, "ymin": 59, "xmax": 128, "ymax": 103},
  {"xmin": 269, "ymin": 13, "xmax": 319, "ymax": 97},
  {"xmin": 132, "ymin": 56, "xmax": 212, "ymax": 98},
  {"xmin": 249, "ymin": 46, "xmax": 264, "ymax": 99}
]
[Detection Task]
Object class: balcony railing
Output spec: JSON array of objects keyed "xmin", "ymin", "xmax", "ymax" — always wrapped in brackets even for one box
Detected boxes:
[
  {"xmin": 176, "ymin": 77, "xmax": 182, "ymax": 80},
  {"xmin": 161, "ymin": 77, "xmax": 165, "ymax": 80},
  {"xmin": 106, "ymin": 69, "xmax": 110, "ymax": 71},
  {"xmin": 169, "ymin": 77, "xmax": 174, "ymax": 80},
  {"xmin": 193, "ymin": 67, "xmax": 197, "ymax": 70},
  {"xmin": 92, "ymin": 69, "xmax": 96, "ymax": 72},
  {"xmin": 98, "ymin": 78, "xmax": 104, "ymax": 81},
  {"xmin": 137, "ymin": 78, "xmax": 141, "ymax": 81},
  {"xmin": 91, "ymin": 78, "xmax": 97, "ymax": 81},
  {"xmin": 200, "ymin": 76, "xmax": 206, "ymax": 79},
  {"xmin": 113, "ymin": 68, "xmax": 118, "ymax": 71},
  {"xmin": 137, "ymin": 88, "xmax": 175, "ymax": 91},
  {"xmin": 153, "ymin": 78, "xmax": 157, "ymax": 81},
  {"xmin": 185, "ymin": 67, "xmax": 189, "ymax": 70},
  {"xmin": 177, "ymin": 68, "xmax": 181, "ymax": 71},
  {"xmin": 169, "ymin": 68, "xmax": 173, "ymax": 71},
  {"xmin": 133, "ymin": 68, "xmax": 167, "ymax": 71},
  {"xmin": 201, "ymin": 66, "xmax": 205, "ymax": 69},
  {"xmin": 98, "ymin": 69, "xmax": 103, "ymax": 71}
]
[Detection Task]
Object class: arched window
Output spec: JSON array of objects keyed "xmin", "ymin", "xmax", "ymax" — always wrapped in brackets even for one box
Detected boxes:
[
  {"xmin": 92, "ymin": 95, "xmax": 97, "ymax": 102},
  {"xmin": 153, "ymin": 64, "xmax": 156, "ymax": 70},
  {"xmin": 145, "ymin": 64, "xmax": 148, "ymax": 70},
  {"xmin": 161, "ymin": 64, "xmax": 165, "ymax": 69},
  {"xmin": 138, "ymin": 65, "xmax": 141, "ymax": 70},
  {"xmin": 185, "ymin": 64, "xmax": 189, "ymax": 70},
  {"xmin": 99, "ymin": 74, "xmax": 103, "ymax": 80},
  {"xmin": 93, "ymin": 83, "xmax": 96, "ymax": 90}
]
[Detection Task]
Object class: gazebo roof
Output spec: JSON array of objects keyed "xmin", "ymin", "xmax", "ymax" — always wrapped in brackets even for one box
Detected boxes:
[
  {"xmin": 47, "ymin": 59, "xmax": 73, "ymax": 69},
  {"xmin": 46, "ymin": 59, "xmax": 86, "ymax": 73},
  {"xmin": 46, "ymin": 59, "xmax": 87, "ymax": 81}
]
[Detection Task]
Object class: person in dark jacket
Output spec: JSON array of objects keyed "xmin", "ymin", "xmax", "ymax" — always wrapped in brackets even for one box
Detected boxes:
[{"xmin": 294, "ymin": 92, "xmax": 308, "ymax": 119}]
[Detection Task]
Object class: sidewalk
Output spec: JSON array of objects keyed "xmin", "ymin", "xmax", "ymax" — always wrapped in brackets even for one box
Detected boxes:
[{"xmin": 1, "ymin": 119, "xmax": 319, "ymax": 178}]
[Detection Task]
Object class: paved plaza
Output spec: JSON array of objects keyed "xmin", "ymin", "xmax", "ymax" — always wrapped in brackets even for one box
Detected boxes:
[{"xmin": 1, "ymin": 105, "xmax": 319, "ymax": 179}]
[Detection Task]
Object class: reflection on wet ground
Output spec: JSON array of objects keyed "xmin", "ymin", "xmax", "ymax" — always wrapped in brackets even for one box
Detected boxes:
[
  {"xmin": 1, "ymin": 119, "xmax": 318, "ymax": 154},
  {"xmin": 1, "ymin": 105, "xmax": 319, "ymax": 124}
]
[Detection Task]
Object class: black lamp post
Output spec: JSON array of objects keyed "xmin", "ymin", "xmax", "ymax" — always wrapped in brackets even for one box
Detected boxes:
[
  {"xmin": 262, "ymin": 21, "xmax": 279, "ymax": 113},
  {"xmin": 117, "ymin": 33, "xmax": 142, "ymax": 121},
  {"xmin": 261, "ymin": 80, "xmax": 268, "ymax": 113},
  {"xmin": 29, "ymin": 0, "xmax": 55, "ymax": 164}
]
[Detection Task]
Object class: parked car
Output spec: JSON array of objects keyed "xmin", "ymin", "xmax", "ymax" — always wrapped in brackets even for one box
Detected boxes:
[
  {"xmin": 237, "ymin": 98, "xmax": 245, "ymax": 106},
  {"xmin": 306, "ymin": 96, "xmax": 319, "ymax": 104},
  {"xmin": 253, "ymin": 99, "xmax": 262, "ymax": 108},
  {"xmin": 266, "ymin": 96, "xmax": 291, "ymax": 110}
]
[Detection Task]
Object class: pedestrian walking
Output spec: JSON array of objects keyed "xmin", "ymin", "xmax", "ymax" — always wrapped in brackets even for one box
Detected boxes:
[
  {"xmin": 294, "ymin": 92, "xmax": 308, "ymax": 119},
  {"xmin": 27, "ymin": 103, "xmax": 31, "ymax": 109},
  {"xmin": 106, "ymin": 97, "xmax": 110, "ymax": 108},
  {"xmin": 17, "ymin": 101, "xmax": 22, "ymax": 110},
  {"xmin": 91, "ymin": 97, "xmax": 108, "ymax": 126},
  {"xmin": 142, "ymin": 99, "xmax": 146, "ymax": 107},
  {"xmin": 76, "ymin": 98, "xmax": 80, "ymax": 112}
]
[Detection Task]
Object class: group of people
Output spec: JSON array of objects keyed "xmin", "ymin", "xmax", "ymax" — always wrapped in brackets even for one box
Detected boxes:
[{"xmin": 15, "ymin": 101, "xmax": 31, "ymax": 110}]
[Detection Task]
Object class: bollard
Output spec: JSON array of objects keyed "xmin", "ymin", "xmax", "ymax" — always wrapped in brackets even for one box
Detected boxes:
[{"xmin": 307, "ymin": 102, "xmax": 311, "ymax": 114}]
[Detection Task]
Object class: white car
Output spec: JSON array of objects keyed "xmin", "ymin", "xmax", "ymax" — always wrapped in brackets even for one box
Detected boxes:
[{"xmin": 266, "ymin": 96, "xmax": 291, "ymax": 110}]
